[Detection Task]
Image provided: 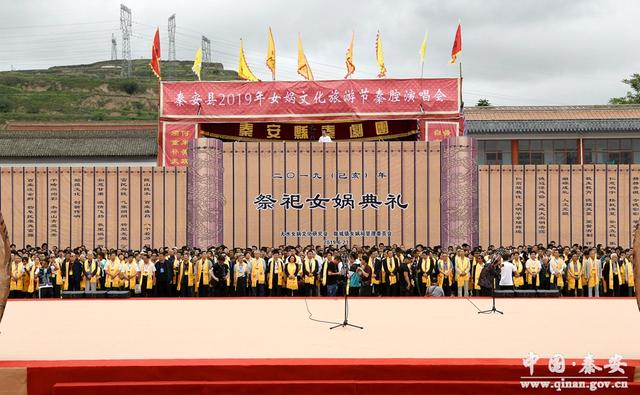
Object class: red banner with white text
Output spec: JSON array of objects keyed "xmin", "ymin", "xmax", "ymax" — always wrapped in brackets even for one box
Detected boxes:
[{"xmin": 161, "ymin": 78, "xmax": 460, "ymax": 122}]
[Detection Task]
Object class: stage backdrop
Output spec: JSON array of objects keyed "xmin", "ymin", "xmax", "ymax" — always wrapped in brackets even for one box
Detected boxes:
[
  {"xmin": 218, "ymin": 141, "xmax": 442, "ymax": 248},
  {"xmin": 478, "ymin": 164, "xmax": 640, "ymax": 249},
  {"xmin": 0, "ymin": 167, "xmax": 187, "ymax": 250}
]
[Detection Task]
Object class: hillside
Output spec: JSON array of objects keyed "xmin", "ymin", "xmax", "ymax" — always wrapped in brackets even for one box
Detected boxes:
[{"xmin": 0, "ymin": 59, "xmax": 238, "ymax": 125}]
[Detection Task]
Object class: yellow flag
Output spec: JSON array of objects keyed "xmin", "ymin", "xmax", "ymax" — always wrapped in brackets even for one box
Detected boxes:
[
  {"xmin": 266, "ymin": 27, "xmax": 276, "ymax": 80},
  {"xmin": 345, "ymin": 31, "xmax": 355, "ymax": 79},
  {"xmin": 238, "ymin": 38, "xmax": 259, "ymax": 81},
  {"xmin": 375, "ymin": 30, "xmax": 386, "ymax": 78},
  {"xmin": 419, "ymin": 32, "xmax": 428, "ymax": 65},
  {"xmin": 297, "ymin": 34, "xmax": 313, "ymax": 80},
  {"xmin": 191, "ymin": 47, "xmax": 202, "ymax": 81}
]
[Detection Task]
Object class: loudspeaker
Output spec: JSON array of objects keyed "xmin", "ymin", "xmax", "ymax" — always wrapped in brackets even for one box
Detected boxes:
[
  {"xmin": 106, "ymin": 291, "xmax": 131, "ymax": 299},
  {"xmin": 61, "ymin": 291, "xmax": 85, "ymax": 299},
  {"xmin": 493, "ymin": 290, "xmax": 514, "ymax": 298},
  {"xmin": 514, "ymin": 289, "xmax": 537, "ymax": 297},
  {"xmin": 536, "ymin": 289, "xmax": 561, "ymax": 298},
  {"xmin": 85, "ymin": 291, "xmax": 108, "ymax": 298}
]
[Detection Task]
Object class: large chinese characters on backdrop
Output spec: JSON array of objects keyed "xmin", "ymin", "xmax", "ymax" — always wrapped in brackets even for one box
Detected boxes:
[
  {"xmin": 160, "ymin": 78, "xmax": 460, "ymax": 122},
  {"xmin": 0, "ymin": 211, "xmax": 11, "ymax": 326}
]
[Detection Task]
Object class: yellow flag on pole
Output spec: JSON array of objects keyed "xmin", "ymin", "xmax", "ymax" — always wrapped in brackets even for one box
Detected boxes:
[
  {"xmin": 419, "ymin": 32, "xmax": 428, "ymax": 65},
  {"xmin": 375, "ymin": 30, "xmax": 386, "ymax": 78},
  {"xmin": 266, "ymin": 27, "xmax": 276, "ymax": 80},
  {"xmin": 297, "ymin": 33, "xmax": 314, "ymax": 80},
  {"xmin": 238, "ymin": 38, "xmax": 259, "ymax": 81},
  {"xmin": 192, "ymin": 47, "xmax": 202, "ymax": 81},
  {"xmin": 345, "ymin": 31, "xmax": 355, "ymax": 79}
]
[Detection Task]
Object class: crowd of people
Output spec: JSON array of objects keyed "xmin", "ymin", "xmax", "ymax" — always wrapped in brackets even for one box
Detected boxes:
[{"xmin": 6, "ymin": 241, "xmax": 636, "ymax": 299}]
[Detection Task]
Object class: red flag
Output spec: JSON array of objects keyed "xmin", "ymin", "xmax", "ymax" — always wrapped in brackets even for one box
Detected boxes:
[
  {"xmin": 149, "ymin": 27, "xmax": 161, "ymax": 79},
  {"xmin": 449, "ymin": 23, "xmax": 462, "ymax": 64}
]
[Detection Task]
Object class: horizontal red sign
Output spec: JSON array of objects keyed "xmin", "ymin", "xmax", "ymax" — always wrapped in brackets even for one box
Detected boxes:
[
  {"xmin": 426, "ymin": 121, "xmax": 460, "ymax": 141},
  {"xmin": 161, "ymin": 78, "xmax": 460, "ymax": 121},
  {"xmin": 200, "ymin": 119, "xmax": 418, "ymax": 141}
]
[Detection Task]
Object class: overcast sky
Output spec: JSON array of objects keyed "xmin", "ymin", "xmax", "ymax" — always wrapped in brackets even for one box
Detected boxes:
[{"xmin": 1, "ymin": 0, "xmax": 639, "ymax": 106}]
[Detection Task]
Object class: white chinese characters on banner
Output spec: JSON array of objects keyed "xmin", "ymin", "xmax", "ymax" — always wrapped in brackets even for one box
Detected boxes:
[{"xmin": 174, "ymin": 87, "xmax": 446, "ymax": 108}]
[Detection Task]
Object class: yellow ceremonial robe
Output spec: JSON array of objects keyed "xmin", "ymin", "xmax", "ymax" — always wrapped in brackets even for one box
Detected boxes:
[
  {"xmin": 513, "ymin": 260, "xmax": 524, "ymax": 288},
  {"xmin": 455, "ymin": 256, "xmax": 470, "ymax": 287},
  {"xmin": 567, "ymin": 261, "xmax": 583, "ymax": 290}
]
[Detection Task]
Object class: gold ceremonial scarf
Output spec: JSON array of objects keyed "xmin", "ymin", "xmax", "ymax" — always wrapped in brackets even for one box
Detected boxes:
[
  {"xmin": 437, "ymin": 259, "xmax": 453, "ymax": 287},
  {"xmin": 474, "ymin": 260, "xmax": 484, "ymax": 290},
  {"xmin": 177, "ymin": 259, "xmax": 193, "ymax": 291},
  {"xmin": 285, "ymin": 261, "xmax": 298, "ymax": 290},
  {"xmin": 584, "ymin": 257, "xmax": 599, "ymax": 287},
  {"xmin": 420, "ymin": 257, "xmax": 432, "ymax": 285},
  {"xmin": 106, "ymin": 258, "xmax": 121, "ymax": 288},
  {"xmin": 568, "ymin": 260, "xmax": 582, "ymax": 290},
  {"xmin": 268, "ymin": 257, "xmax": 283, "ymax": 290},
  {"xmin": 10, "ymin": 261, "xmax": 23, "ymax": 291},
  {"xmin": 513, "ymin": 259, "xmax": 524, "ymax": 288},
  {"xmin": 234, "ymin": 260, "xmax": 247, "ymax": 289},
  {"xmin": 550, "ymin": 257, "xmax": 565, "ymax": 287},
  {"xmin": 455, "ymin": 256, "xmax": 470, "ymax": 287},
  {"xmin": 368, "ymin": 256, "xmax": 379, "ymax": 285},
  {"xmin": 304, "ymin": 257, "xmax": 316, "ymax": 285},
  {"xmin": 125, "ymin": 261, "xmax": 137, "ymax": 290},
  {"xmin": 141, "ymin": 262, "xmax": 153, "ymax": 289},
  {"xmin": 27, "ymin": 261, "xmax": 37, "ymax": 293},
  {"xmin": 251, "ymin": 258, "xmax": 266, "ymax": 287},
  {"xmin": 196, "ymin": 258, "xmax": 209, "ymax": 292},
  {"xmin": 526, "ymin": 259, "xmax": 540, "ymax": 287},
  {"xmin": 384, "ymin": 257, "xmax": 397, "ymax": 285},
  {"xmin": 54, "ymin": 258, "xmax": 63, "ymax": 286}
]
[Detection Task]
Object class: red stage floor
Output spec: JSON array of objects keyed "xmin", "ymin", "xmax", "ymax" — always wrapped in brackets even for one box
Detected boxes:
[{"xmin": 1, "ymin": 298, "xmax": 639, "ymax": 394}]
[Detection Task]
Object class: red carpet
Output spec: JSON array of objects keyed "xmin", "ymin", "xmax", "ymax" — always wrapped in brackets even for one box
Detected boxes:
[{"xmin": 1, "ymin": 358, "xmax": 637, "ymax": 395}]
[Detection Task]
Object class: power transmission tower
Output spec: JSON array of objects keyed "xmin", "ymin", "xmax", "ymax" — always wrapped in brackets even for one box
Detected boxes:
[
  {"xmin": 120, "ymin": 4, "xmax": 132, "ymax": 78},
  {"xmin": 111, "ymin": 34, "xmax": 118, "ymax": 61},
  {"xmin": 202, "ymin": 36, "xmax": 211, "ymax": 62},
  {"xmin": 168, "ymin": 14, "xmax": 176, "ymax": 61},
  {"xmin": 201, "ymin": 36, "xmax": 211, "ymax": 80}
]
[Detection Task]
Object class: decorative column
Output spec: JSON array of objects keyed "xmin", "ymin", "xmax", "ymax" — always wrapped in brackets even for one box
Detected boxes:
[
  {"xmin": 440, "ymin": 137, "xmax": 479, "ymax": 247},
  {"xmin": 186, "ymin": 138, "xmax": 224, "ymax": 248}
]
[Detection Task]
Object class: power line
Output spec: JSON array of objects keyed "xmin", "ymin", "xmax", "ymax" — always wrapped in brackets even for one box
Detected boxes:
[{"xmin": 0, "ymin": 21, "xmax": 113, "ymax": 30}]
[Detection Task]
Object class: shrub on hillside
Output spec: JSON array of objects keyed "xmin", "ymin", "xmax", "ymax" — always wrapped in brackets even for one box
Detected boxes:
[
  {"xmin": 115, "ymin": 80, "xmax": 140, "ymax": 95},
  {"xmin": 0, "ymin": 97, "xmax": 12, "ymax": 113}
]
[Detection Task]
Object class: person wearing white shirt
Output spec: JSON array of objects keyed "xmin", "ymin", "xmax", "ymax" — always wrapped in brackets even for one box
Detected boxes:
[
  {"xmin": 499, "ymin": 257, "xmax": 516, "ymax": 290},
  {"xmin": 318, "ymin": 130, "xmax": 332, "ymax": 143}
]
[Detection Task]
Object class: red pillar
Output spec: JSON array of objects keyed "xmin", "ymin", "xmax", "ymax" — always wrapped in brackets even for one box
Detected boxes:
[{"xmin": 511, "ymin": 140, "xmax": 519, "ymax": 165}]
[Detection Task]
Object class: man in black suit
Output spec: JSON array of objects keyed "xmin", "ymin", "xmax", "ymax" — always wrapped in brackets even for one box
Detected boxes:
[{"xmin": 155, "ymin": 252, "xmax": 172, "ymax": 297}]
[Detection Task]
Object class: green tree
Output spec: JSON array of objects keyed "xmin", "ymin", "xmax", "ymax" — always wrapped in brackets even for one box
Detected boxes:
[
  {"xmin": 476, "ymin": 98, "xmax": 491, "ymax": 107},
  {"xmin": 609, "ymin": 73, "xmax": 640, "ymax": 104}
]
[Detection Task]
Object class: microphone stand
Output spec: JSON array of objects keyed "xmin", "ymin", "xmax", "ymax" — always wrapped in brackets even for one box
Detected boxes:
[
  {"xmin": 330, "ymin": 261, "xmax": 363, "ymax": 330},
  {"xmin": 478, "ymin": 274, "xmax": 503, "ymax": 315}
]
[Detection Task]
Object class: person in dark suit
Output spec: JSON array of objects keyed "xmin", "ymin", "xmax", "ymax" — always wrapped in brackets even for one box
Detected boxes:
[
  {"xmin": 69, "ymin": 253, "xmax": 83, "ymax": 291},
  {"xmin": 155, "ymin": 252, "xmax": 172, "ymax": 297}
]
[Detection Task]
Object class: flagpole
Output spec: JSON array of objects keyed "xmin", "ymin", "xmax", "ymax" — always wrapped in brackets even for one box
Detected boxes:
[{"xmin": 459, "ymin": 61, "xmax": 463, "ymax": 109}]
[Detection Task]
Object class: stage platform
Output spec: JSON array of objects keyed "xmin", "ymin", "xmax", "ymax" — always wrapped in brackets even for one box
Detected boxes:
[{"xmin": 1, "ymin": 298, "xmax": 639, "ymax": 394}]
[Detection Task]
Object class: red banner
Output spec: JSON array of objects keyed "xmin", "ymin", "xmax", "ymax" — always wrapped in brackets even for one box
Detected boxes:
[
  {"xmin": 163, "ymin": 123, "xmax": 196, "ymax": 166},
  {"xmin": 426, "ymin": 121, "xmax": 460, "ymax": 141},
  {"xmin": 161, "ymin": 78, "xmax": 460, "ymax": 122}
]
